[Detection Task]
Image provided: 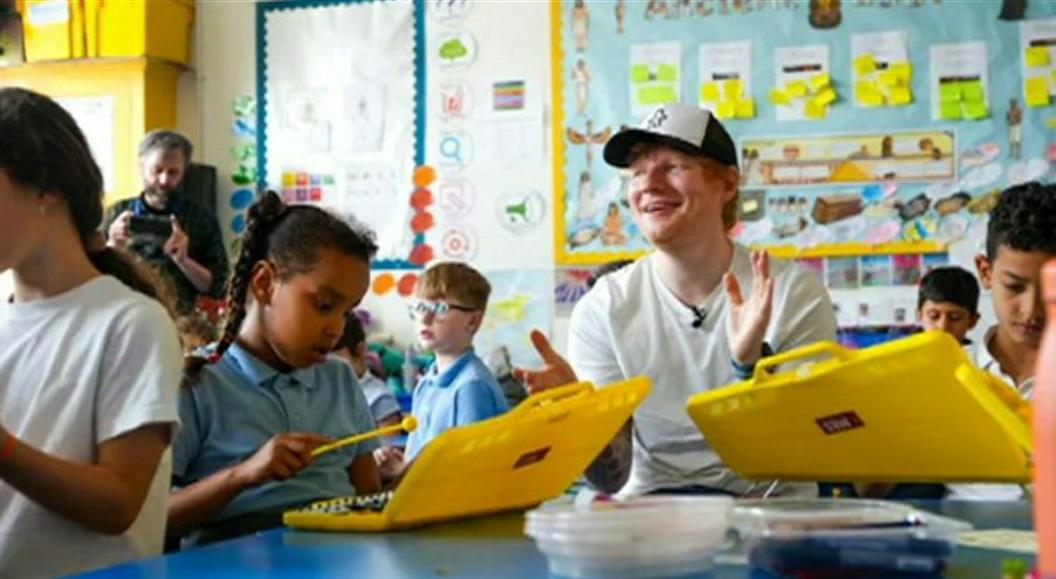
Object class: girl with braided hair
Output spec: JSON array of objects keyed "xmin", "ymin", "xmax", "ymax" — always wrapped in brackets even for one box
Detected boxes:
[
  {"xmin": 0, "ymin": 87, "xmax": 182, "ymax": 575},
  {"xmin": 168, "ymin": 190, "xmax": 382, "ymax": 545}
]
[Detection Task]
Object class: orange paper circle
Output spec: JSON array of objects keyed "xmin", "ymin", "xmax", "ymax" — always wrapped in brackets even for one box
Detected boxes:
[
  {"xmin": 409, "ymin": 244, "xmax": 434, "ymax": 266},
  {"xmin": 410, "ymin": 187, "xmax": 434, "ymax": 210},
  {"xmin": 397, "ymin": 273, "xmax": 419, "ymax": 297},
  {"xmin": 372, "ymin": 273, "xmax": 396, "ymax": 295},
  {"xmin": 413, "ymin": 166, "xmax": 437, "ymax": 188},
  {"xmin": 411, "ymin": 211, "xmax": 436, "ymax": 233}
]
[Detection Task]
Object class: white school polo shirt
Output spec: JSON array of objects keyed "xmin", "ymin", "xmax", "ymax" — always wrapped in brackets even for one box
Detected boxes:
[
  {"xmin": 0, "ymin": 276, "xmax": 181, "ymax": 577},
  {"xmin": 569, "ymin": 242, "xmax": 837, "ymax": 497},
  {"xmin": 947, "ymin": 326, "xmax": 1032, "ymax": 501}
]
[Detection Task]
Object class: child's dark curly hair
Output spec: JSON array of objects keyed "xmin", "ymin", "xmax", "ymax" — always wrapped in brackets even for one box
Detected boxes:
[{"xmin": 986, "ymin": 181, "xmax": 1056, "ymax": 260}]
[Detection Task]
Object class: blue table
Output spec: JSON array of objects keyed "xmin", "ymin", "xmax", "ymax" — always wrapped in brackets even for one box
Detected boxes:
[{"xmin": 82, "ymin": 501, "xmax": 1035, "ymax": 578}]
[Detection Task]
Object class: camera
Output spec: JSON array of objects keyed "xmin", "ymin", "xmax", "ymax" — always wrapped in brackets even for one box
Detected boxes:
[{"xmin": 128, "ymin": 215, "xmax": 173, "ymax": 239}]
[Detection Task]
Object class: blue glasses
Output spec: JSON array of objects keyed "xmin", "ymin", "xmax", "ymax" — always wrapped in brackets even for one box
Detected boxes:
[{"xmin": 407, "ymin": 299, "xmax": 476, "ymax": 321}]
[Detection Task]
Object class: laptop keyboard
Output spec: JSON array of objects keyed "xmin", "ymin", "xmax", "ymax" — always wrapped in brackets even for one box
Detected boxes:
[{"xmin": 300, "ymin": 490, "xmax": 394, "ymax": 515}]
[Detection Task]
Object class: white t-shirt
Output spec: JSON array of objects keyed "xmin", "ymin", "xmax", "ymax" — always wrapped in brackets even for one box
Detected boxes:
[
  {"xmin": 946, "ymin": 326, "xmax": 1032, "ymax": 501},
  {"xmin": 569, "ymin": 243, "xmax": 837, "ymax": 496},
  {"xmin": 0, "ymin": 276, "xmax": 181, "ymax": 577}
]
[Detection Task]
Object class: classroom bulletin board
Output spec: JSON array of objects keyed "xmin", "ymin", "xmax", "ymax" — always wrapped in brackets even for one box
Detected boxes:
[
  {"xmin": 257, "ymin": 0, "xmax": 427, "ymax": 269},
  {"xmin": 553, "ymin": 0, "xmax": 1056, "ymax": 265}
]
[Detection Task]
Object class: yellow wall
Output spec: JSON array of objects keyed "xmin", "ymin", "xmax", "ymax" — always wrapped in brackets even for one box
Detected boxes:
[{"xmin": 0, "ymin": 58, "xmax": 181, "ymax": 206}]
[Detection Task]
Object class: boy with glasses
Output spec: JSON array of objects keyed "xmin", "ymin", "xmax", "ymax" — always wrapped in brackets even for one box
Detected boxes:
[{"xmin": 404, "ymin": 262, "xmax": 508, "ymax": 462}]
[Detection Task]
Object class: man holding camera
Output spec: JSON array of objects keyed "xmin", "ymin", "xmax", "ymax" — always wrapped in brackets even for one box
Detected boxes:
[{"xmin": 104, "ymin": 130, "xmax": 228, "ymax": 314}]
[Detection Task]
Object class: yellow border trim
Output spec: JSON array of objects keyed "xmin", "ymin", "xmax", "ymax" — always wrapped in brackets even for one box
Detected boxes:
[{"xmin": 551, "ymin": 1, "xmax": 648, "ymax": 266}]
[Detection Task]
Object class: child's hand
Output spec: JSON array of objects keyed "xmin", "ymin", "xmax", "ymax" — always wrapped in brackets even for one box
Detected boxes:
[
  {"xmin": 233, "ymin": 432, "xmax": 333, "ymax": 488},
  {"xmin": 514, "ymin": 330, "xmax": 579, "ymax": 394},
  {"xmin": 373, "ymin": 446, "xmax": 405, "ymax": 481},
  {"xmin": 724, "ymin": 250, "xmax": 775, "ymax": 366}
]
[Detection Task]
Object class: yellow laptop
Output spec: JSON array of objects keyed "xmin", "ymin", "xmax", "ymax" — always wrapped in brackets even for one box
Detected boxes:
[
  {"xmin": 284, "ymin": 376, "xmax": 651, "ymax": 532},
  {"xmin": 685, "ymin": 331, "xmax": 1033, "ymax": 484}
]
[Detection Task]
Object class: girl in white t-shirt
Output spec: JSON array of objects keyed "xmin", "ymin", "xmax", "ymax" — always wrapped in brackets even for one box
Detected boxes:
[{"xmin": 0, "ymin": 87, "xmax": 182, "ymax": 576}]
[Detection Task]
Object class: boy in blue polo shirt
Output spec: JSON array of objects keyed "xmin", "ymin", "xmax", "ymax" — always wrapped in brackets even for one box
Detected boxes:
[{"xmin": 404, "ymin": 262, "xmax": 508, "ymax": 462}]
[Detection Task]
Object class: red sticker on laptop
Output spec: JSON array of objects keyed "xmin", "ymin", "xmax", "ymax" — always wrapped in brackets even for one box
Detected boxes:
[
  {"xmin": 815, "ymin": 411, "xmax": 865, "ymax": 435},
  {"xmin": 513, "ymin": 446, "xmax": 551, "ymax": 469}
]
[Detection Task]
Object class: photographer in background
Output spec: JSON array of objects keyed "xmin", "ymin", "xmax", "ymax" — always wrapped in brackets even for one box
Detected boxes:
[{"xmin": 104, "ymin": 130, "xmax": 228, "ymax": 314}]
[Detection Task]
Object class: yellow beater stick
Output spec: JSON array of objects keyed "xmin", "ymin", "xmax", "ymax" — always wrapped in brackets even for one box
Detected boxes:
[{"xmin": 311, "ymin": 415, "xmax": 419, "ymax": 458}]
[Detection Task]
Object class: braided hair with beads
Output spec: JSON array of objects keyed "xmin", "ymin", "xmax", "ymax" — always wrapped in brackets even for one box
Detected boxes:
[{"xmin": 182, "ymin": 190, "xmax": 377, "ymax": 386}]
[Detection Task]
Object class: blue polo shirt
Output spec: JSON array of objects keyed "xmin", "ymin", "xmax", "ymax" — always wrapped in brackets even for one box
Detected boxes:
[
  {"xmin": 173, "ymin": 342, "xmax": 379, "ymax": 522},
  {"xmin": 405, "ymin": 349, "xmax": 509, "ymax": 461}
]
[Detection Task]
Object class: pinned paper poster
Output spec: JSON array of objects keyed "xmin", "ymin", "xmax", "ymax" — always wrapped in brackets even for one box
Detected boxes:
[
  {"xmin": 440, "ymin": 225, "xmax": 478, "ymax": 261},
  {"xmin": 1021, "ymin": 19, "xmax": 1056, "ymax": 107},
  {"xmin": 438, "ymin": 81, "xmax": 472, "ymax": 120},
  {"xmin": 437, "ymin": 180, "xmax": 475, "ymax": 221},
  {"xmin": 851, "ymin": 31, "xmax": 912, "ymax": 108},
  {"xmin": 437, "ymin": 131, "xmax": 473, "ymax": 171},
  {"xmin": 630, "ymin": 42, "xmax": 681, "ymax": 115},
  {"xmin": 698, "ymin": 40, "xmax": 755, "ymax": 119},
  {"xmin": 773, "ymin": 45, "xmax": 833, "ymax": 121},
  {"xmin": 493, "ymin": 80, "xmax": 526, "ymax": 111},
  {"xmin": 436, "ymin": 31, "xmax": 477, "ymax": 69},
  {"xmin": 497, "ymin": 188, "xmax": 547, "ymax": 234},
  {"xmin": 930, "ymin": 42, "xmax": 990, "ymax": 121}
]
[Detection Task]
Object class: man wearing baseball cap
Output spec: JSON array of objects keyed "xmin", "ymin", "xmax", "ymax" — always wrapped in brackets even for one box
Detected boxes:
[{"xmin": 518, "ymin": 103, "xmax": 836, "ymax": 497}]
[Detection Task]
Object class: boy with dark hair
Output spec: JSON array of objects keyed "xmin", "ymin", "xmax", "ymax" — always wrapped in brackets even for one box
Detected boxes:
[
  {"xmin": 917, "ymin": 266, "xmax": 980, "ymax": 344},
  {"xmin": 950, "ymin": 181, "xmax": 1056, "ymax": 501},
  {"xmin": 332, "ymin": 313, "xmax": 402, "ymax": 428}
]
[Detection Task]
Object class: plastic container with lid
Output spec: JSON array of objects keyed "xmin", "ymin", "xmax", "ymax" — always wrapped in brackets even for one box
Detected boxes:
[
  {"xmin": 524, "ymin": 496, "xmax": 732, "ymax": 578},
  {"xmin": 732, "ymin": 499, "xmax": 972, "ymax": 577}
]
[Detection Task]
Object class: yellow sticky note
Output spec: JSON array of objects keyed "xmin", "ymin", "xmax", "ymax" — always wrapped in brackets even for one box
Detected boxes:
[
  {"xmin": 940, "ymin": 101, "xmax": 963, "ymax": 120},
  {"xmin": 889, "ymin": 86, "xmax": 913, "ymax": 106},
  {"xmin": 962, "ymin": 81, "xmax": 985, "ymax": 103},
  {"xmin": 861, "ymin": 91, "xmax": 885, "ymax": 107},
  {"xmin": 1027, "ymin": 46, "xmax": 1050, "ymax": 68},
  {"xmin": 963, "ymin": 101, "xmax": 989, "ymax": 120},
  {"xmin": 878, "ymin": 70, "xmax": 901, "ymax": 88},
  {"xmin": 769, "ymin": 88, "xmax": 791, "ymax": 105},
  {"xmin": 701, "ymin": 82, "xmax": 721, "ymax": 103},
  {"xmin": 716, "ymin": 100, "xmax": 737, "ymax": 119},
  {"xmin": 1026, "ymin": 77, "xmax": 1051, "ymax": 107},
  {"xmin": 813, "ymin": 87, "xmax": 837, "ymax": 106},
  {"xmin": 630, "ymin": 65, "xmax": 651, "ymax": 83},
  {"xmin": 810, "ymin": 73, "xmax": 831, "ymax": 91},
  {"xmin": 787, "ymin": 81, "xmax": 808, "ymax": 97},
  {"xmin": 282, "ymin": 172, "xmax": 297, "ymax": 187},
  {"xmin": 889, "ymin": 62, "xmax": 912, "ymax": 83},
  {"xmin": 805, "ymin": 100, "xmax": 827, "ymax": 119},
  {"xmin": 724, "ymin": 79, "xmax": 744, "ymax": 100},
  {"xmin": 854, "ymin": 53, "xmax": 877, "ymax": 75},
  {"xmin": 735, "ymin": 98, "xmax": 756, "ymax": 118},
  {"xmin": 940, "ymin": 82, "xmax": 962, "ymax": 103}
]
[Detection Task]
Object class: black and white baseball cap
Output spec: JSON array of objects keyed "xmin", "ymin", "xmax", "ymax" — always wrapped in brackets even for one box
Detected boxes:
[{"xmin": 603, "ymin": 103, "xmax": 738, "ymax": 169}]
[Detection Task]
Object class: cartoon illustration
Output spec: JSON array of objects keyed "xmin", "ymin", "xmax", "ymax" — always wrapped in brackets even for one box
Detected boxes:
[
  {"xmin": 569, "ymin": 226, "xmax": 601, "ymax": 248},
  {"xmin": 601, "ymin": 203, "xmax": 631, "ymax": 246},
  {"xmin": 566, "ymin": 119, "xmax": 613, "ymax": 167},
  {"xmin": 572, "ymin": 58, "xmax": 592, "ymax": 116},
  {"xmin": 573, "ymin": 0, "xmax": 589, "ymax": 52},
  {"xmin": 506, "ymin": 197, "xmax": 530, "ymax": 223},
  {"xmin": 1007, "ymin": 97, "xmax": 1023, "ymax": 160},
  {"xmin": 696, "ymin": 0, "xmax": 714, "ymax": 16},
  {"xmin": 809, "ymin": 0, "xmax": 842, "ymax": 28},
  {"xmin": 645, "ymin": 0, "xmax": 669, "ymax": 19},
  {"xmin": 615, "ymin": 0, "xmax": 627, "ymax": 32},
  {"xmin": 577, "ymin": 171, "xmax": 602, "ymax": 222},
  {"xmin": 439, "ymin": 37, "xmax": 468, "ymax": 63}
]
